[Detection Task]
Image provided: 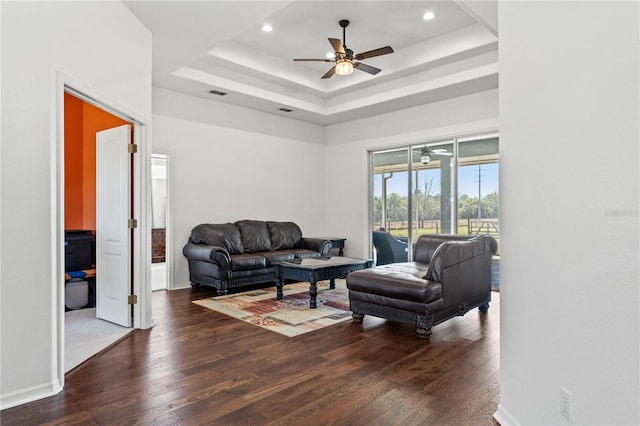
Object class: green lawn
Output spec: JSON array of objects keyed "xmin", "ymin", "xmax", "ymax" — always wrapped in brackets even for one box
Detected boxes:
[{"xmin": 388, "ymin": 226, "xmax": 500, "ymax": 253}]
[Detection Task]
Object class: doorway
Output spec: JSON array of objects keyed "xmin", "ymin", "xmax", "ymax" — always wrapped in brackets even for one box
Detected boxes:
[
  {"xmin": 63, "ymin": 92, "xmax": 134, "ymax": 371},
  {"xmin": 151, "ymin": 154, "xmax": 168, "ymax": 291},
  {"xmin": 58, "ymin": 80, "xmax": 151, "ymax": 384}
]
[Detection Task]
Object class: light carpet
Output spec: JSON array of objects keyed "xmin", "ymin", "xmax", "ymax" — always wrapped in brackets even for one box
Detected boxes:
[
  {"xmin": 65, "ymin": 308, "xmax": 132, "ymax": 372},
  {"xmin": 193, "ymin": 279, "xmax": 351, "ymax": 337}
]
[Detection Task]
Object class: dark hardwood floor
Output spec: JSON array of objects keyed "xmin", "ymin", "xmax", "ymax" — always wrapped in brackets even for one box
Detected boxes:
[{"xmin": 2, "ymin": 285, "xmax": 500, "ymax": 425}]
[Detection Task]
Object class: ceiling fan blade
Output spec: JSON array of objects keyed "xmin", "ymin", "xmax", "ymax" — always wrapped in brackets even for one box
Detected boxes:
[
  {"xmin": 354, "ymin": 46, "xmax": 394, "ymax": 60},
  {"xmin": 353, "ymin": 62, "xmax": 381, "ymax": 75},
  {"xmin": 328, "ymin": 38, "xmax": 345, "ymax": 55},
  {"xmin": 293, "ymin": 58, "xmax": 334, "ymax": 62},
  {"xmin": 432, "ymin": 149, "xmax": 453, "ymax": 156},
  {"xmin": 321, "ymin": 66, "xmax": 336, "ymax": 79}
]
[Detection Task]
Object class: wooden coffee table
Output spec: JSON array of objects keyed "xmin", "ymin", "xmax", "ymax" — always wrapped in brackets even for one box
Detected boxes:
[{"xmin": 275, "ymin": 257, "xmax": 373, "ymax": 309}]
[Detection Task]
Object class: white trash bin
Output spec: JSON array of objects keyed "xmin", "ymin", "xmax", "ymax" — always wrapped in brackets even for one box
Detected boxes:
[{"xmin": 65, "ymin": 280, "xmax": 89, "ymax": 309}]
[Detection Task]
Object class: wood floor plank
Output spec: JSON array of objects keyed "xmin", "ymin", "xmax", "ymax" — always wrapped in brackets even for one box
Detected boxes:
[{"xmin": 1, "ymin": 287, "xmax": 501, "ymax": 425}]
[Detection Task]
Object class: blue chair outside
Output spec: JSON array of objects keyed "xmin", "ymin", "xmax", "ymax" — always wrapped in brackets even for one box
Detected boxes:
[{"xmin": 372, "ymin": 231, "xmax": 408, "ymax": 265}]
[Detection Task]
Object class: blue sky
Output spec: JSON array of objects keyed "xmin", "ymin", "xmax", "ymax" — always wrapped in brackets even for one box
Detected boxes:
[{"xmin": 374, "ymin": 163, "xmax": 499, "ymax": 198}]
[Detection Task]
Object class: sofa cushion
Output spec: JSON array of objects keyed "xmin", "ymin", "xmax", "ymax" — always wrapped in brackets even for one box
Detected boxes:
[
  {"xmin": 235, "ymin": 220, "xmax": 271, "ymax": 253},
  {"xmin": 230, "ymin": 253, "xmax": 268, "ymax": 271},
  {"xmin": 190, "ymin": 223, "xmax": 244, "ymax": 255},
  {"xmin": 267, "ymin": 221, "xmax": 302, "ymax": 250},
  {"xmin": 260, "ymin": 251, "xmax": 296, "ymax": 266},
  {"xmin": 346, "ymin": 263, "xmax": 440, "ymax": 304}
]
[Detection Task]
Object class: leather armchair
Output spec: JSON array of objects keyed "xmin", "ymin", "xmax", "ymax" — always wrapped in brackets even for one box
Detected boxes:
[{"xmin": 347, "ymin": 234, "xmax": 497, "ymax": 338}]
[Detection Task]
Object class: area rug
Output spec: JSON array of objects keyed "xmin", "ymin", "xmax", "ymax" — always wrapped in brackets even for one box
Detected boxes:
[{"xmin": 193, "ymin": 280, "xmax": 351, "ymax": 337}]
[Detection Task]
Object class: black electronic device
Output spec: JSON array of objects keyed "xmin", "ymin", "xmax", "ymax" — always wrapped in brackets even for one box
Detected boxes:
[{"xmin": 65, "ymin": 230, "xmax": 94, "ymax": 271}]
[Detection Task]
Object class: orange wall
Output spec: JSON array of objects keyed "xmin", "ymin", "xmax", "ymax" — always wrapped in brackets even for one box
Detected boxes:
[
  {"xmin": 81, "ymin": 102, "xmax": 129, "ymax": 231},
  {"xmin": 64, "ymin": 93, "xmax": 130, "ymax": 231},
  {"xmin": 64, "ymin": 93, "xmax": 85, "ymax": 229}
]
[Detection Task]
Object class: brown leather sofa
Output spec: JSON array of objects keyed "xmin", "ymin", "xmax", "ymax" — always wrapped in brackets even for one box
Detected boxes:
[
  {"xmin": 346, "ymin": 234, "xmax": 497, "ymax": 338},
  {"xmin": 183, "ymin": 220, "xmax": 331, "ymax": 295}
]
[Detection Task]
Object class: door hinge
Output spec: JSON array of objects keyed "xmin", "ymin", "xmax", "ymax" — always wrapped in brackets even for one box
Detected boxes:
[
  {"xmin": 128, "ymin": 218, "xmax": 138, "ymax": 229},
  {"xmin": 128, "ymin": 143, "xmax": 138, "ymax": 154},
  {"xmin": 128, "ymin": 294, "xmax": 138, "ymax": 305}
]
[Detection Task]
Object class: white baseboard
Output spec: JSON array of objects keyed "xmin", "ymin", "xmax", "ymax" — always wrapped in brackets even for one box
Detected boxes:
[
  {"xmin": 171, "ymin": 282, "xmax": 193, "ymax": 290},
  {"xmin": 0, "ymin": 379, "xmax": 62, "ymax": 411},
  {"xmin": 493, "ymin": 404, "xmax": 520, "ymax": 425}
]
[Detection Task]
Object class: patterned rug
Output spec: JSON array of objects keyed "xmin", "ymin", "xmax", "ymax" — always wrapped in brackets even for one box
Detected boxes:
[{"xmin": 193, "ymin": 279, "xmax": 352, "ymax": 337}]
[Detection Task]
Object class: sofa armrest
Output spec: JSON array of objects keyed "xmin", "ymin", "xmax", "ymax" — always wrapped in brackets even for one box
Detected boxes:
[
  {"xmin": 299, "ymin": 237, "xmax": 332, "ymax": 256},
  {"xmin": 183, "ymin": 242, "xmax": 231, "ymax": 267}
]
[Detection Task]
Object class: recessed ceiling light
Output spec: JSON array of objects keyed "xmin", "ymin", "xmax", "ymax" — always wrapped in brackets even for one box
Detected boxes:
[
  {"xmin": 422, "ymin": 11, "xmax": 435, "ymax": 20},
  {"xmin": 326, "ymin": 52, "xmax": 335, "ymax": 59},
  {"xmin": 261, "ymin": 24, "xmax": 273, "ymax": 32}
]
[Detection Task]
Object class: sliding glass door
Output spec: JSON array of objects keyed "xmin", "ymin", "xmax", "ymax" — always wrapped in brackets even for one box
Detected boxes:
[{"xmin": 370, "ymin": 134, "xmax": 499, "ymax": 261}]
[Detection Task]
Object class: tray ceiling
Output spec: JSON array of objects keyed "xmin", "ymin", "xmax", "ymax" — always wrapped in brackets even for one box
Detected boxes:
[{"xmin": 124, "ymin": 1, "xmax": 498, "ymax": 124}]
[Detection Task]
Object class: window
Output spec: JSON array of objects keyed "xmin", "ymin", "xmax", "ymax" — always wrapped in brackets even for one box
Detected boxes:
[{"xmin": 457, "ymin": 137, "xmax": 500, "ymax": 243}]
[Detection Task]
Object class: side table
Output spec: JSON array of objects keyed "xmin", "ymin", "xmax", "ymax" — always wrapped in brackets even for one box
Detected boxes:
[{"xmin": 320, "ymin": 238, "xmax": 346, "ymax": 256}]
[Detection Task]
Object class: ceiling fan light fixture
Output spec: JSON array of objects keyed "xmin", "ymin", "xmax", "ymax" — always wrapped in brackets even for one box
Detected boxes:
[
  {"xmin": 420, "ymin": 147, "xmax": 434, "ymax": 165},
  {"xmin": 335, "ymin": 58, "xmax": 353, "ymax": 75}
]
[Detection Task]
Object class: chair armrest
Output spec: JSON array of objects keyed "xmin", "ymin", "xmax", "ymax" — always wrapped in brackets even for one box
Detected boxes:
[
  {"xmin": 426, "ymin": 236, "xmax": 496, "ymax": 291},
  {"xmin": 183, "ymin": 242, "xmax": 231, "ymax": 267},
  {"xmin": 413, "ymin": 234, "xmax": 474, "ymax": 264},
  {"xmin": 299, "ymin": 237, "xmax": 332, "ymax": 256}
]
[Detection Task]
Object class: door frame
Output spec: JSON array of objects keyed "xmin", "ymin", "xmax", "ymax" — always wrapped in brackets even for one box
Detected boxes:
[
  {"xmin": 151, "ymin": 152, "xmax": 173, "ymax": 290},
  {"xmin": 53, "ymin": 72, "xmax": 152, "ymax": 389}
]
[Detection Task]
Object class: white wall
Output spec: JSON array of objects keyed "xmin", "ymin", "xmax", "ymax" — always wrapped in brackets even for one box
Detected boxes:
[
  {"xmin": 324, "ymin": 89, "xmax": 499, "ymax": 257},
  {"xmin": 0, "ymin": 1, "xmax": 151, "ymax": 408},
  {"xmin": 497, "ymin": 2, "xmax": 639, "ymax": 424},
  {"xmin": 152, "ymin": 88, "xmax": 326, "ymax": 288}
]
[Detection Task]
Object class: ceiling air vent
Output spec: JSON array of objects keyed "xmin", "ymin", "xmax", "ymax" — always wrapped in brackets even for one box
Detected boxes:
[
  {"xmin": 208, "ymin": 89, "xmax": 227, "ymax": 96},
  {"xmin": 279, "ymin": 108, "xmax": 292, "ymax": 112}
]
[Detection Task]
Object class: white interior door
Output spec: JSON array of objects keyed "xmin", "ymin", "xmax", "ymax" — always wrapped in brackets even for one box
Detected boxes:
[{"xmin": 96, "ymin": 124, "xmax": 132, "ymax": 327}]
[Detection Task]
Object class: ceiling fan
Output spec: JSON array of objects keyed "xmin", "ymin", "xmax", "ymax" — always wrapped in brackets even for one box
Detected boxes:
[
  {"xmin": 293, "ymin": 19, "xmax": 394, "ymax": 79},
  {"xmin": 419, "ymin": 147, "xmax": 452, "ymax": 165}
]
